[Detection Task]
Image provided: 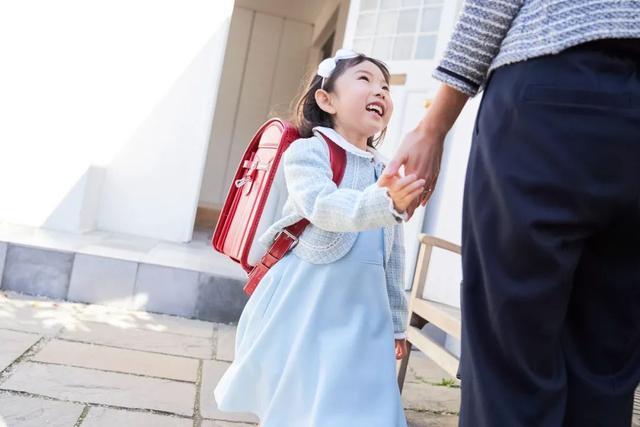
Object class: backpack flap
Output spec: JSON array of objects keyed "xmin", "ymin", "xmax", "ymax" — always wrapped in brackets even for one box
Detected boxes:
[
  {"xmin": 246, "ymin": 155, "xmax": 287, "ymax": 267},
  {"xmin": 212, "ymin": 119, "xmax": 299, "ymax": 272}
]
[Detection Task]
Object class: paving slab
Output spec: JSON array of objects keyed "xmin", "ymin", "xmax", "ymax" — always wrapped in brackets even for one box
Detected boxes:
[
  {"xmin": 201, "ymin": 420, "xmax": 257, "ymax": 427},
  {"xmin": 0, "ymin": 292, "xmax": 216, "ymax": 340},
  {"xmin": 401, "ymin": 380, "xmax": 460, "ymax": 414},
  {"xmin": 0, "ymin": 295, "xmax": 77, "ymax": 336},
  {"xmin": 0, "ymin": 330, "xmax": 40, "ymax": 372},
  {"xmin": 0, "ymin": 293, "xmax": 85, "ymax": 314},
  {"xmin": 200, "ymin": 360, "xmax": 259, "ymax": 423},
  {"xmin": 32, "ymin": 340, "xmax": 198, "ymax": 382},
  {"xmin": 215, "ymin": 324, "xmax": 236, "ymax": 362},
  {"xmin": 405, "ymin": 350, "xmax": 459, "ymax": 385},
  {"xmin": 0, "ymin": 363, "xmax": 195, "ymax": 416},
  {"xmin": 59, "ymin": 320, "xmax": 212, "ymax": 359},
  {"xmin": 81, "ymin": 407, "xmax": 192, "ymax": 427},
  {"xmin": 0, "ymin": 392, "xmax": 84, "ymax": 427},
  {"xmin": 0, "ymin": 292, "xmax": 462, "ymax": 426},
  {"xmin": 77, "ymin": 304, "xmax": 214, "ymax": 338},
  {"xmin": 400, "ymin": 349, "xmax": 460, "ymax": 415},
  {"xmin": 405, "ymin": 410, "xmax": 458, "ymax": 427}
]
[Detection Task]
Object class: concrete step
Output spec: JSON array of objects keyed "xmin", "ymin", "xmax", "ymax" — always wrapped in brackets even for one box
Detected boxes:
[{"xmin": 0, "ymin": 223, "xmax": 248, "ymax": 323}]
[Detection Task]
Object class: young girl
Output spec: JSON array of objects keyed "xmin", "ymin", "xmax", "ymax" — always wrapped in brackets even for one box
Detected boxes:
[{"xmin": 214, "ymin": 49, "xmax": 426, "ymax": 427}]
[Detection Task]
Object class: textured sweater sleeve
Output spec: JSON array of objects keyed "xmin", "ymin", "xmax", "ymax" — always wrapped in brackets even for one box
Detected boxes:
[
  {"xmin": 283, "ymin": 138, "xmax": 403, "ymax": 232},
  {"xmin": 386, "ymin": 223, "xmax": 408, "ymax": 338},
  {"xmin": 433, "ymin": 0, "xmax": 525, "ymax": 97}
]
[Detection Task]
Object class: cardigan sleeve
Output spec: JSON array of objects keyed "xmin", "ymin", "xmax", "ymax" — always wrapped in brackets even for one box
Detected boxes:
[
  {"xmin": 386, "ymin": 223, "xmax": 408, "ymax": 338},
  {"xmin": 283, "ymin": 137, "xmax": 405, "ymax": 233},
  {"xmin": 432, "ymin": 0, "xmax": 525, "ymax": 97}
]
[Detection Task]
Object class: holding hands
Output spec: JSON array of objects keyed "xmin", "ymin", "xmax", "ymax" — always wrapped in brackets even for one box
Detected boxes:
[
  {"xmin": 381, "ymin": 84, "xmax": 470, "ymax": 217},
  {"xmin": 377, "ymin": 171, "xmax": 426, "ymax": 214}
]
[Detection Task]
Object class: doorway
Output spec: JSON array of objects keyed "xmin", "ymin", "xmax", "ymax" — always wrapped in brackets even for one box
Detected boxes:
[{"xmin": 194, "ymin": 0, "xmax": 350, "ymax": 240}]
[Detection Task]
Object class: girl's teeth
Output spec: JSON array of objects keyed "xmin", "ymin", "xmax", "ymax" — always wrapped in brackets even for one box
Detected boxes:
[{"xmin": 367, "ymin": 105, "xmax": 382, "ymax": 115}]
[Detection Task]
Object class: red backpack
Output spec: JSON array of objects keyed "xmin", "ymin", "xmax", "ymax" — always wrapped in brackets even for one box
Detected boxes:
[{"xmin": 212, "ymin": 119, "xmax": 346, "ymax": 296}]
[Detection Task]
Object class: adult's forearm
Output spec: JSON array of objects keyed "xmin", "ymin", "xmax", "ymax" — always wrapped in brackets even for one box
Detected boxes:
[{"xmin": 417, "ymin": 84, "xmax": 469, "ymax": 140}]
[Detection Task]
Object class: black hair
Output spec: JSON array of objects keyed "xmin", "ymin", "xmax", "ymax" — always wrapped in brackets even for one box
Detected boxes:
[{"xmin": 292, "ymin": 53, "xmax": 391, "ymax": 149}]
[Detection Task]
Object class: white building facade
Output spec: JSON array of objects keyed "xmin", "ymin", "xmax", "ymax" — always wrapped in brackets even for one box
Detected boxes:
[{"xmin": 1, "ymin": 0, "xmax": 480, "ymax": 315}]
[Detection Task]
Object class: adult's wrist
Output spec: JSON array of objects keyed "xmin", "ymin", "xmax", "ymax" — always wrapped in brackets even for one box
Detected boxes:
[
  {"xmin": 415, "ymin": 83, "xmax": 469, "ymax": 141},
  {"xmin": 416, "ymin": 116, "xmax": 448, "ymax": 143}
]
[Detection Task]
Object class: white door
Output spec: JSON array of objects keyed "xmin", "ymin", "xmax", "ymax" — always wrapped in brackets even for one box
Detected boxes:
[{"xmin": 342, "ymin": 0, "xmax": 480, "ymax": 308}]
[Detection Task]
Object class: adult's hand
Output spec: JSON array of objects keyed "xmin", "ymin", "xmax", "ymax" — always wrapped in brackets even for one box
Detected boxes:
[
  {"xmin": 383, "ymin": 84, "xmax": 470, "ymax": 218},
  {"xmin": 385, "ymin": 127, "xmax": 446, "ymax": 217}
]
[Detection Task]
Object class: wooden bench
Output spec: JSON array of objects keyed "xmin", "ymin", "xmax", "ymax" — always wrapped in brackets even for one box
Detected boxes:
[{"xmin": 397, "ymin": 234, "xmax": 462, "ymax": 392}]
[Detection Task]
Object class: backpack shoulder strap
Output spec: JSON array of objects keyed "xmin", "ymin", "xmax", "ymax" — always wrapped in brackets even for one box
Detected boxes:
[
  {"xmin": 317, "ymin": 132, "xmax": 346, "ymax": 186},
  {"xmin": 243, "ymin": 130, "xmax": 347, "ymax": 296}
]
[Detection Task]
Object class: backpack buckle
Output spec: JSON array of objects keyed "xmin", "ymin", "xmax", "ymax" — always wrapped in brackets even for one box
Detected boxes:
[
  {"xmin": 235, "ymin": 177, "xmax": 251, "ymax": 188},
  {"xmin": 276, "ymin": 229, "xmax": 299, "ymax": 249}
]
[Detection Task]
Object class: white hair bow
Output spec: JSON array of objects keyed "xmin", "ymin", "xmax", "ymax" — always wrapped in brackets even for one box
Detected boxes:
[{"xmin": 317, "ymin": 48, "xmax": 359, "ymax": 88}]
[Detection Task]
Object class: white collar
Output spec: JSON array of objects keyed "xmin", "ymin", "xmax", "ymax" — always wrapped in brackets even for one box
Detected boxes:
[{"xmin": 312, "ymin": 126, "xmax": 374, "ymax": 160}]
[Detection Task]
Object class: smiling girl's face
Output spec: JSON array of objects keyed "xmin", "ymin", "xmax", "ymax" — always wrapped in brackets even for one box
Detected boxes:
[{"xmin": 315, "ymin": 60, "xmax": 394, "ymax": 147}]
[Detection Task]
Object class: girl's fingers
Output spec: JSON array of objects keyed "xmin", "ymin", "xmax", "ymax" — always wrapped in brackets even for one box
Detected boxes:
[
  {"xmin": 391, "ymin": 175, "xmax": 425, "ymax": 194},
  {"xmin": 378, "ymin": 171, "xmax": 402, "ymax": 188},
  {"xmin": 389, "ymin": 174, "xmax": 418, "ymax": 191},
  {"xmin": 397, "ymin": 186, "xmax": 426, "ymax": 211},
  {"xmin": 377, "ymin": 173, "xmax": 394, "ymax": 188},
  {"xmin": 388, "ymin": 177, "xmax": 427, "ymax": 212},
  {"xmin": 389, "ymin": 182, "xmax": 424, "ymax": 209},
  {"xmin": 397, "ymin": 179, "xmax": 427, "ymax": 199},
  {"xmin": 377, "ymin": 174, "xmax": 392, "ymax": 188}
]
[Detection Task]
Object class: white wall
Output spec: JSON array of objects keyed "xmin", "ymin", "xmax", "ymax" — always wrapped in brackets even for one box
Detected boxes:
[
  {"xmin": 198, "ymin": 7, "xmax": 314, "ymax": 207},
  {"xmin": 0, "ymin": 0, "xmax": 234, "ymax": 242}
]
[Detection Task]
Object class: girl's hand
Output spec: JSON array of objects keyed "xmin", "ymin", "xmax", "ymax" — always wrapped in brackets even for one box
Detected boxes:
[
  {"xmin": 377, "ymin": 173, "xmax": 425, "ymax": 214},
  {"xmin": 395, "ymin": 339, "xmax": 408, "ymax": 360},
  {"xmin": 386, "ymin": 127, "xmax": 445, "ymax": 212}
]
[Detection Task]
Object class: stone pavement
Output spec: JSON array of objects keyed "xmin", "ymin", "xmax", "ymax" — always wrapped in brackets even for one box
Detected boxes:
[{"xmin": 0, "ymin": 291, "xmax": 459, "ymax": 427}]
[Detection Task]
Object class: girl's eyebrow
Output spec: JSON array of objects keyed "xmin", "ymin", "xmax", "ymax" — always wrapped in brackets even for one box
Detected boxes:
[{"xmin": 354, "ymin": 68, "xmax": 389, "ymax": 87}]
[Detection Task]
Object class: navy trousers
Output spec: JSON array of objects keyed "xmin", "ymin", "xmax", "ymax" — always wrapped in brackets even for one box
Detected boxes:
[{"xmin": 460, "ymin": 40, "xmax": 640, "ymax": 427}]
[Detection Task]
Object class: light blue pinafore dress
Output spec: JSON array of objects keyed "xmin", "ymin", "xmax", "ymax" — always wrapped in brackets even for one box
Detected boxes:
[{"xmin": 214, "ymin": 165, "xmax": 407, "ymax": 427}]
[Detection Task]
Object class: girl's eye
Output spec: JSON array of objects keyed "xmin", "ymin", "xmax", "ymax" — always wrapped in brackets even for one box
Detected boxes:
[
  {"xmin": 358, "ymin": 75, "xmax": 369, "ymax": 82},
  {"xmin": 382, "ymin": 85, "xmax": 389, "ymax": 91}
]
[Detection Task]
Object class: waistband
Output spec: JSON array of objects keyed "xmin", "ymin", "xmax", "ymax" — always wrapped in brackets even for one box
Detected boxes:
[{"xmin": 573, "ymin": 38, "xmax": 640, "ymax": 58}]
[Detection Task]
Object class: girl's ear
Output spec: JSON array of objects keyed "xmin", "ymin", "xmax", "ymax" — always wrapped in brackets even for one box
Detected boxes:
[{"xmin": 314, "ymin": 89, "xmax": 336, "ymax": 115}]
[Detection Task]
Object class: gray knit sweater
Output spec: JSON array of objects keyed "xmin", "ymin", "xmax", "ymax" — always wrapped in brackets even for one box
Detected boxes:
[{"xmin": 433, "ymin": 0, "xmax": 640, "ymax": 97}]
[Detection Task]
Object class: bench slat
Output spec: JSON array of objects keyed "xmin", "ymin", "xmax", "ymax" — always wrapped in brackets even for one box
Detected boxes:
[
  {"xmin": 412, "ymin": 298, "xmax": 462, "ymax": 340},
  {"xmin": 407, "ymin": 325, "xmax": 459, "ymax": 379}
]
